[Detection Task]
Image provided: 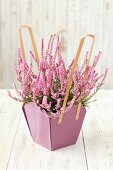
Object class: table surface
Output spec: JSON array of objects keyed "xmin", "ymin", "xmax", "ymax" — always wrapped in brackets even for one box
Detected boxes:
[{"xmin": 0, "ymin": 89, "xmax": 113, "ymax": 170}]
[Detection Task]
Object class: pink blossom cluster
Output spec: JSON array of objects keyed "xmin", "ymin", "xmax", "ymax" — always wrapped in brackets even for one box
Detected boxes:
[{"xmin": 9, "ymin": 36, "xmax": 108, "ymax": 117}]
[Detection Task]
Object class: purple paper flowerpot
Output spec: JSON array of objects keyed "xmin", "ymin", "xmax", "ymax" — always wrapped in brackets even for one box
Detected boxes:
[{"xmin": 22, "ymin": 102, "xmax": 86, "ymax": 151}]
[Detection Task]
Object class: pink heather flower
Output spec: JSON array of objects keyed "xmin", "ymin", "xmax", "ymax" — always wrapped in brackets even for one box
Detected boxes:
[
  {"xmin": 23, "ymin": 66, "xmax": 31, "ymax": 85},
  {"xmin": 43, "ymin": 83, "xmax": 49, "ymax": 96},
  {"xmin": 41, "ymin": 38, "xmax": 44, "ymax": 57},
  {"xmin": 52, "ymin": 93, "xmax": 59, "ymax": 99},
  {"xmin": 8, "ymin": 91, "xmax": 23, "ymax": 102},
  {"xmin": 13, "ymin": 83, "xmax": 21, "ymax": 96},
  {"xmin": 92, "ymin": 51, "xmax": 102, "ymax": 68},
  {"xmin": 9, "ymin": 35, "xmax": 107, "ymax": 118},
  {"xmin": 17, "ymin": 48, "xmax": 22, "ymax": 65},
  {"xmin": 46, "ymin": 69, "xmax": 53, "ymax": 83},
  {"xmin": 50, "ymin": 35, "xmax": 55, "ymax": 55},
  {"xmin": 54, "ymin": 36, "xmax": 60, "ymax": 59},
  {"xmin": 47, "ymin": 54, "xmax": 53, "ymax": 66},
  {"xmin": 59, "ymin": 64, "xmax": 66, "ymax": 84},
  {"xmin": 29, "ymin": 51, "xmax": 38, "ymax": 63},
  {"xmin": 46, "ymin": 35, "xmax": 52, "ymax": 56},
  {"xmin": 14, "ymin": 64, "xmax": 22, "ymax": 83},
  {"xmin": 99, "ymin": 68, "xmax": 108, "ymax": 86},
  {"xmin": 80, "ymin": 51, "xmax": 89, "ymax": 72},
  {"xmin": 41, "ymin": 96, "xmax": 51, "ymax": 109},
  {"xmin": 42, "ymin": 96, "xmax": 47, "ymax": 105},
  {"xmin": 56, "ymin": 98, "xmax": 61, "ymax": 109},
  {"xmin": 65, "ymin": 96, "xmax": 77, "ymax": 113}
]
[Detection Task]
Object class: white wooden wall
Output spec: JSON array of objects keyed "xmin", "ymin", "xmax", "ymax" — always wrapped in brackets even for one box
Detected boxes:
[{"xmin": 0, "ymin": 0, "xmax": 112, "ymax": 89}]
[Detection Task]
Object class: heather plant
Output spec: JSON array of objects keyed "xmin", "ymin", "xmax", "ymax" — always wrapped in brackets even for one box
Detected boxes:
[{"xmin": 9, "ymin": 36, "xmax": 108, "ymax": 118}]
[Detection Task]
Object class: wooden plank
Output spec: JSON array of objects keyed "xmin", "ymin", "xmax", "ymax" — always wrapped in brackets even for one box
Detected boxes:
[
  {"xmin": 0, "ymin": 0, "xmax": 19, "ymax": 88},
  {"xmin": 17, "ymin": 0, "xmax": 32, "ymax": 69},
  {"xmin": 6, "ymin": 106, "xmax": 87, "ymax": 170},
  {"xmin": 0, "ymin": 0, "xmax": 2, "ymax": 81},
  {"xmin": 89, "ymin": 0, "xmax": 105, "ymax": 84},
  {"xmin": 31, "ymin": 0, "xmax": 44, "ymax": 74},
  {"xmin": 43, "ymin": 0, "xmax": 56, "ymax": 37},
  {"xmin": 42, "ymin": 0, "xmax": 56, "ymax": 60},
  {"xmin": 0, "ymin": 0, "xmax": 12, "ymax": 87},
  {"xmin": 67, "ymin": 0, "xmax": 81, "ymax": 65},
  {"xmin": 82, "ymin": 90, "xmax": 113, "ymax": 170},
  {"xmin": 1, "ymin": 89, "xmax": 113, "ymax": 169},
  {"xmin": 0, "ymin": 90, "xmax": 22, "ymax": 170},
  {"xmin": 55, "ymin": 0, "xmax": 67, "ymax": 66},
  {"xmin": 0, "ymin": 0, "xmax": 32, "ymax": 88},
  {"xmin": 102, "ymin": 0, "xmax": 113, "ymax": 89},
  {"xmin": 0, "ymin": 0, "xmax": 112, "ymax": 89},
  {"xmin": 31, "ymin": 0, "xmax": 44, "ymax": 44},
  {"xmin": 78, "ymin": 0, "xmax": 92, "ymax": 66}
]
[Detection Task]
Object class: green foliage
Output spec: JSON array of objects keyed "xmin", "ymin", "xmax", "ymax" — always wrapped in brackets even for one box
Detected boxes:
[{"xmin": 80, "ymin": 85, "xmax": 100, "ymax": 108}]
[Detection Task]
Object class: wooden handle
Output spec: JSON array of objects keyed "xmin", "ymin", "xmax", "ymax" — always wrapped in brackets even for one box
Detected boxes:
[
  {"xmin": 19, "ymin": 25, "xmax": 39, "ymax": 62},
  {"xmin": 58, "ymin": 34, "xmax": 95, "ymax": 124}
]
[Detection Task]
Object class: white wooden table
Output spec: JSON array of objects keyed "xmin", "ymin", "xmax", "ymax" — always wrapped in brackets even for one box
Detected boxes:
[{"xmin": 0, "ymin": 89, "xmax": 113, "ymax": 170}]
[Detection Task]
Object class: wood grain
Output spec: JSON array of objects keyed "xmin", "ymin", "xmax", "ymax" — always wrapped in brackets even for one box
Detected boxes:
[
  {"xmin": 0, "ymin": 0, "xmax": 112, "ymax": 89},
  {"xmin": 83, "ymin": 90, "xmax": 113, "ymax": 170},
  {"xmin": 0, "ymin": 90, "xmax": 113, "ymax": 169},
  {"xmin": 6, "ymin": 116, "xmax": 87, "ymax": 170},
  {"xmin": 0, "ymin": 90, "xmax": 22, "ymax": 170}
]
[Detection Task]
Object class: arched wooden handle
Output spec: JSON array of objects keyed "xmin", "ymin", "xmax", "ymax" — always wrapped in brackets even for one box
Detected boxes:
[
  {"xmin": 58, "ymin": 34, "xmax": 95, "ymax": 124},
  {"xmin": 19, "ymin": 25, "xmax": 39, "ymax": 62}
]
